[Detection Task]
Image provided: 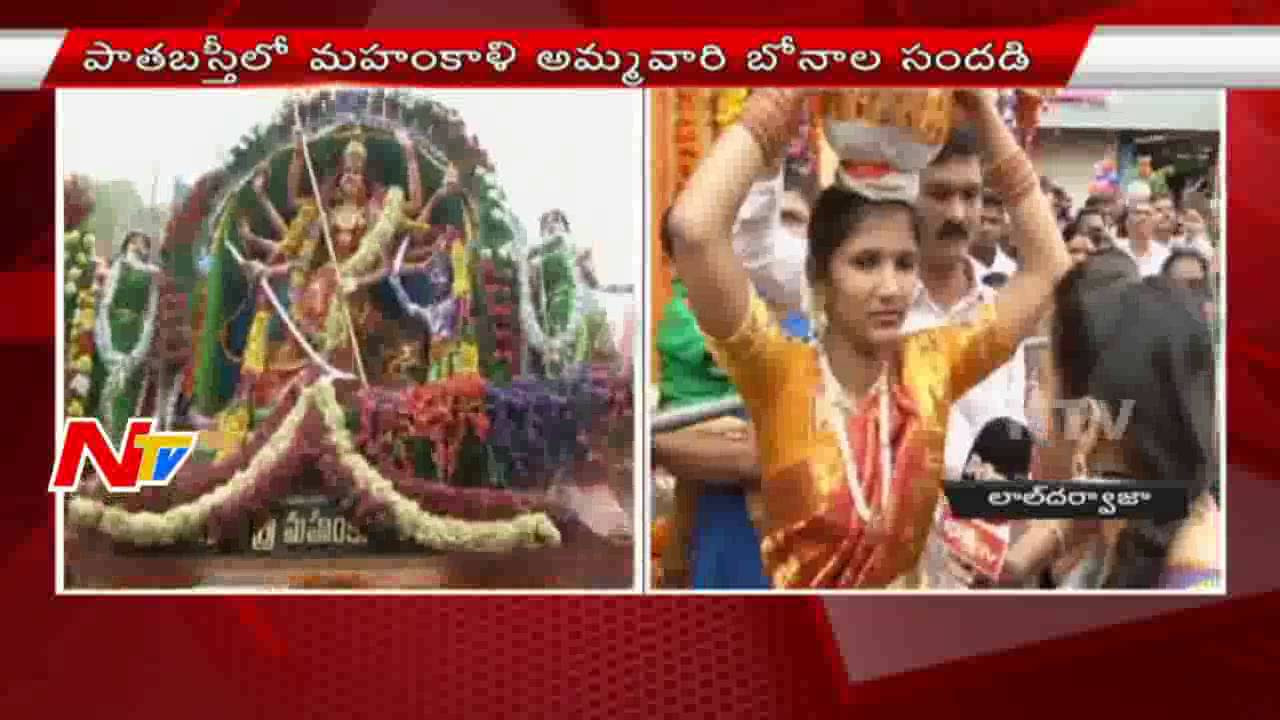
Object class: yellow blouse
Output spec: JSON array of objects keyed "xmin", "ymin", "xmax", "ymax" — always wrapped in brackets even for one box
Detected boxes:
[{"xmin": 707, "ymin": 287, "xmax": 1020, "ymax": 589}]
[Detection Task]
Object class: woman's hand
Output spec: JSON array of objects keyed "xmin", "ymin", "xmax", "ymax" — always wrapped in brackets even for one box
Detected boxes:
[{"xmin": 952, "ymin": 88, "xmax": 999, "ymax": 112}]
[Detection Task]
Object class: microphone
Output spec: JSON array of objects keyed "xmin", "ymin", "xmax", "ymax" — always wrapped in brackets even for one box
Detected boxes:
[
  {"xmin": 938, "ymin": 417, "xmax": 1034, "ymax": 584},
  {"xmin": 982, "ymin": 271, "xmax": 1010, "ymax": 290},
  {"xmin": 961, "ymin": 417, "xmax": 1033, "ymax": 482}
]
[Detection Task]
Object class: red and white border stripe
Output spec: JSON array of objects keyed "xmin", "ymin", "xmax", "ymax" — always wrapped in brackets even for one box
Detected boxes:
[{"xmin": 1, "ymin": 27, "xmax": 1280, "ymax": 88}]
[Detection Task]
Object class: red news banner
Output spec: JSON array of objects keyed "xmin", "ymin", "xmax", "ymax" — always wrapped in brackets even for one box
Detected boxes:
[{"xmin": 46, "ymin": 29, "xmax": 1095, "ymax": 87}]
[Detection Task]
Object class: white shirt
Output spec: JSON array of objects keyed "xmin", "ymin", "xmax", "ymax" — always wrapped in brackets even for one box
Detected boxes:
[
  {"xmin": 730, "ymin": 169, "xmax": 809, "ymax": 313},
  {"xmin": 1172, "ymin": 234, "xmax": 1216, "ymax": 261},
  {"xmin": 988, "ymin": 247, "xmax": 1019, "ymax": 277},
  {"xmin": 1116, "ymin": 237, "xmax": 1171, "ymax": 278},
  {"xmin": 901, "ymin": 257, "xmax": 1028, "ymax": 482}
]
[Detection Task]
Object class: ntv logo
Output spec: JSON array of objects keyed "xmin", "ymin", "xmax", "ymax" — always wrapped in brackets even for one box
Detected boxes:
[{"xmin": 1018, "ymin": 398, "xmax": 1136, "ymax": 442}]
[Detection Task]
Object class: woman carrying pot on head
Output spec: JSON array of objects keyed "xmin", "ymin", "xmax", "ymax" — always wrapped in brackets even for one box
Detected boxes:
[{"xmin": 666, "ymin": 88, "xmax": 1071, "ymax": 589}]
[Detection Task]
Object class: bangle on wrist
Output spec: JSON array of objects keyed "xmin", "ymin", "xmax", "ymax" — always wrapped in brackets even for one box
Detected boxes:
[{"xmin": 739, "ymin": 89, "xmax": 796, "ymax": 162}]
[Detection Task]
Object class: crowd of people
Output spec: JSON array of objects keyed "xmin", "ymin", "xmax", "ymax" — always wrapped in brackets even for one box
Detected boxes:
[{"xmin": 652, "ymin": 89, "xmax": 1220, "ymax": 591}]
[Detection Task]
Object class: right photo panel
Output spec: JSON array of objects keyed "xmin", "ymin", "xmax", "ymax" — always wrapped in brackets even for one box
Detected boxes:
[{"xmin": 649, "ymin": 89, "xmax": 1222, "ymax": 593}]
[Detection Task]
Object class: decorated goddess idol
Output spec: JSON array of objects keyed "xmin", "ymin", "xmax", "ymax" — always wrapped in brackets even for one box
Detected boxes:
[
  {"xmin": 63, "ymin": 90, "xmax": 633, "ymax": 587},
  {"xmin": 665, "ymin": 89, "xmax": 1070, "ymax": 588}
]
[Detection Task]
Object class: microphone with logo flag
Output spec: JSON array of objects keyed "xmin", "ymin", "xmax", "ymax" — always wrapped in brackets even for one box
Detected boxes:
[{"xmin": 937, "ymin": 417, "xmax": 1033, "ymax": 583}]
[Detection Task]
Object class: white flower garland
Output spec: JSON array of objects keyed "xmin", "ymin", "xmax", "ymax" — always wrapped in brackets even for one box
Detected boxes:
[
  {"xmin": 94, "ymin": 254, "xmax": 160, "ymax": 435},
  {"xmin": 69, "ymin": 386, "xmax": 310, "ymax": 546},
  {"xmin": 68, "ymin": 379, "xmax": 561, "ymax": 552}
]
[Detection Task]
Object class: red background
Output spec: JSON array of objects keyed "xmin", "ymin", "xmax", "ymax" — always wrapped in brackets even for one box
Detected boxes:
[{"xmin": 3, "ymin": 3, "xmax": 1280, "ymax": 718}]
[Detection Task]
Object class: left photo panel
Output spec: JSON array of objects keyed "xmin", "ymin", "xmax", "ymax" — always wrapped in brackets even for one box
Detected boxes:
[{"xmin": 56, "ymin": 88, "xmax": 644, "ymax": 592}]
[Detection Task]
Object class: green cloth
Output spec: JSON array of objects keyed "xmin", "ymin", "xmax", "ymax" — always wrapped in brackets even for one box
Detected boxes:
[
  {"xmin": 657, "ymin": 280, "xmax": 734, "ymax": 409},
  {"xmin": 98, "ymin": 262, "xmax": 153, "ymax": 439}
]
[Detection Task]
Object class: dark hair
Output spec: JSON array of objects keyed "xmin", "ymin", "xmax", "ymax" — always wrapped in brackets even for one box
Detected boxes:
[
  {"xmin": 1065, "ymin": 245, "xmax": 1138, "ymax": 292},
  {"xmin": 783, "ymin": 157, "xmax": 820, "ymax": 205},
  {"xmin": 1053, "ymin": 260, "xmax": 1214, "ymax": 588},
  {"xmin": 806, "ymin": 185, "xmax": 919, "ymax": 283},
  {"xmin": 1084, "ymin": 194, "xmax": 1111, "ymax": 211},
  {"xmin": 119, "ymin": 231, "xmax": 150, "ymax": 258},
  {"xmin": 1075, "ymin": 207, "xmax": 1104, "ymax": 225},
  {"xmin": 1114, "ymin": 206, "xmax": 1129, "ymax": 239},
  {"xmin": 1161, "ymin": 248, "xmax": 1210, "ymax": 278},
  {"xmin": 932, "ymin": 126, "xmax": 980, "ymax": 167},
  {"xmin": 1061, "ymin": 219, "xmax": 1081, "ymax": 243}
]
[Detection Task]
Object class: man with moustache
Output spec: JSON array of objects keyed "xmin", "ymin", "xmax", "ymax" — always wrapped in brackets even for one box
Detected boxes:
[{"xmin": 904, "ymin": 128, "xmax": 1029, "ymax": 588}]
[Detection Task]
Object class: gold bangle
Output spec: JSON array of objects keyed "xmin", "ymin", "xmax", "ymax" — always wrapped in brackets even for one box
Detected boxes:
[
  {"xmin": 739, "ymin": 89, "xmax": 795, "ymax": 161},
  {"xmin": 988, "ymin": 150, "xmax": 1039, "ymax": 205}
]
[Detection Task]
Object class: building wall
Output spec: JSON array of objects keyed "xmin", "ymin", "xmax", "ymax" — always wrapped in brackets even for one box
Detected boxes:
[
  {"xmin": 1032, "ymin": 129, "xmax": 1115, "ymax": 209},
  {"xmin": 1042, "ymin": 90, "xmax": 1222, "ymax": 132}
]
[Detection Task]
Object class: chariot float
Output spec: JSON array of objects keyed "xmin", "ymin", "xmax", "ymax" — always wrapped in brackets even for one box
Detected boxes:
[{"xmin": 62, "ymin": 89, "xmax": 634, "ymax": 589}]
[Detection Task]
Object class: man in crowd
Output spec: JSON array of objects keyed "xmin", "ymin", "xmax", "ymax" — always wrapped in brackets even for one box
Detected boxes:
[
  {"xmin": 1163, "ymin": 248, "xmax": 1211, "ymax": 293},
  {"xmin": 971, "ymin": 190, "xmax": 1019, "ymax": 287},
  {"xmin": 907, "ymin": 128, "xmax": 1029, "ymax": 588},
  {"xmin": 1085, "ymin": 192, "xmax": 1125, "ymax": 234},
  {"xmin": 1152, "ymin": 192, "xmax": 1182, "ymax": 249},
  {"xmin": 1074, "ymin": 206, "xmax": 1114, "ymax": 254},
  {"xmin": 1177, "ymin": 207, "xmax": 1217, "ymax": 262},
  {"xmin": 1116, "ymin": 198, "xmax": 1169, "ymax": 277}
]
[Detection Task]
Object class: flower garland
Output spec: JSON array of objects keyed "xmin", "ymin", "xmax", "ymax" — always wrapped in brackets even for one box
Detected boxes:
[
  {"xmin": 72, "ymin": 379, "xmax": 561, "ymax": 551},
  {"xmin": 64, "ymin": 229, "xmax": 99, "ymax": 418},
  {"xmin": 71, "ymin": 380, "xmax": 311, "ymax": 546},
  {"xmin": 354, "ymin": 372, "xmax": 623, "ymax": 491},
  {"xmin": 479, "ymin": 257, "xmax": 518, "ymax": 369},
  {"xmin": 94, "ymin": 255, "xmax": 160, "ymax": 437},
  {"xmin": 674, "ymin": 89, "xmax": 710, "ymax": 191}
]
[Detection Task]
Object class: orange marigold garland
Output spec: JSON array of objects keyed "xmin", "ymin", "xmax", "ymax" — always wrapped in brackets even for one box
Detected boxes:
[{"xmin": 674, "ymin": 89, "xmax": 714, "ymax": 191}]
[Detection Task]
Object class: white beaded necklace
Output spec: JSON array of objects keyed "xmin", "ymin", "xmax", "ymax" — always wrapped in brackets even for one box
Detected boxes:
[{"xmin": 816, "ymin": 341, "xmax": 894, "ymax": 528}]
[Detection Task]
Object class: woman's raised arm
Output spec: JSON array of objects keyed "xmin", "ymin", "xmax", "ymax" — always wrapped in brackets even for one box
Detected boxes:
[
  {"xmin": 668, "ymin": 89, "xmax": 804, "ymax": 341},
  {"xmin": 966, "ymin": 92, "xmax": 1073, "ymax": 345}
]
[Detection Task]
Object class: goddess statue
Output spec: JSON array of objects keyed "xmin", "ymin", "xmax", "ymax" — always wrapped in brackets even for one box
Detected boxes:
[{"xmin": 216, "ymin": 126, "xmax": 425, "ymax": 436}]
